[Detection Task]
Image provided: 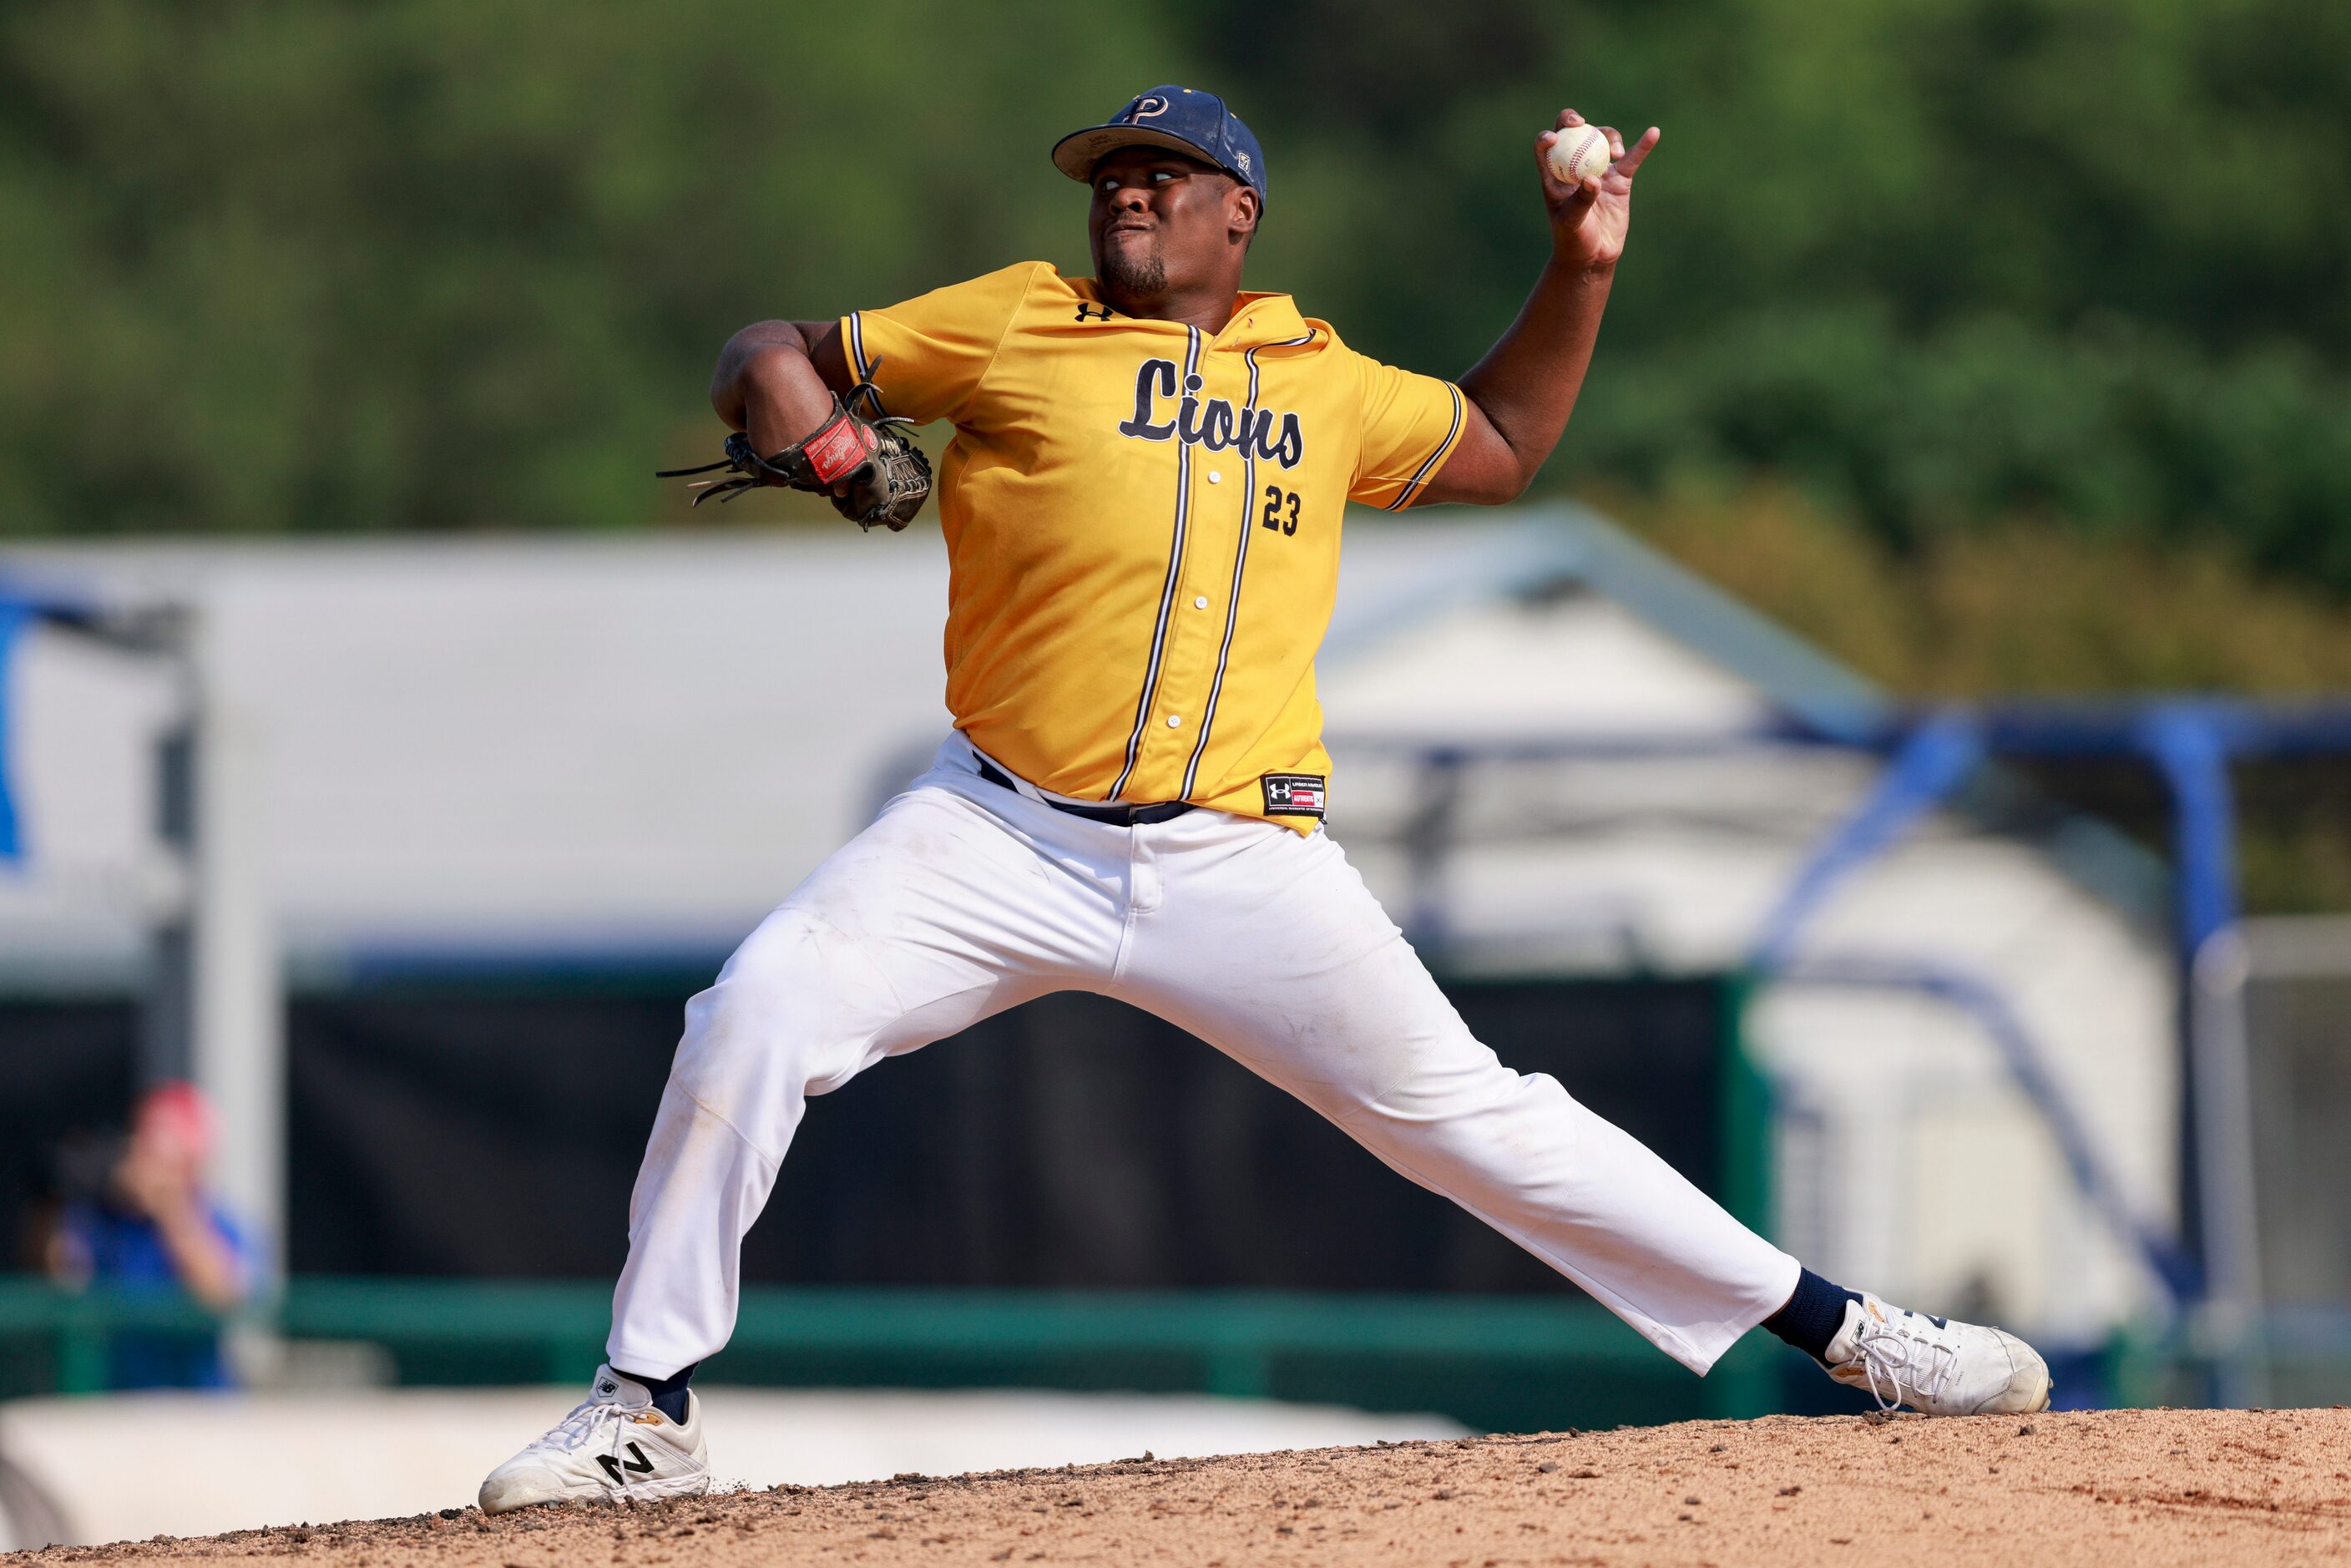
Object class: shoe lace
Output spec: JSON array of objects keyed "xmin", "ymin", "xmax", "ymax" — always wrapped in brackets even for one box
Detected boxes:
[
  {"xmin": 1853, "ymin": 1314, "xmax": 1960, "ymax": 1413},
  {"xmin": 541, "ymin": 1397, "xmax": 624, "ymax": 1454}
]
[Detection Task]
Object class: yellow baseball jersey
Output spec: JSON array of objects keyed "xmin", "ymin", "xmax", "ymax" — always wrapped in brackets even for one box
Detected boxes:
[{"xmin": 842, "ymin": 261, "xmax": 1465, "ymax": 829}]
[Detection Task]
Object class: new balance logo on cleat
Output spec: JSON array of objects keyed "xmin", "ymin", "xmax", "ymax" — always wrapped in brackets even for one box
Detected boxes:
[
  {"xmin": 478, "ymin": 1362, "xmax": 710, "ymax": 1513},
  {"xmin": 597, "ymin": 1443, "xmax": 656, "ymax": 1485}
]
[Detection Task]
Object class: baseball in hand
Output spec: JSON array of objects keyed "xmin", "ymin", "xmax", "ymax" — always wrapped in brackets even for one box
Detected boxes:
[{"xmin": 1545, "ymin": 124, "xmax": 1613, "ymax": 185}]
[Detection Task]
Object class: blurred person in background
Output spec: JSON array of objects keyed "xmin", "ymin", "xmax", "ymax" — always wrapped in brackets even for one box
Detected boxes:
[{"xmin": 46, "ymin": 1082, "xmax": 255, "ymax": 1389}]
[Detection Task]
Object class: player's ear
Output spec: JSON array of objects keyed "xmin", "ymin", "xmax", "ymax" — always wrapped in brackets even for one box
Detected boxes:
[{"xmin": 1228, "ymin": 181, "xmax": 1260, "ymax": 249}]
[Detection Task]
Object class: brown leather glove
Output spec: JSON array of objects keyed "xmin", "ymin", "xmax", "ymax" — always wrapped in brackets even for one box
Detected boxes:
[{"xmin": 658, "ymin": 382, "xmax": 933, "ymax": 532}]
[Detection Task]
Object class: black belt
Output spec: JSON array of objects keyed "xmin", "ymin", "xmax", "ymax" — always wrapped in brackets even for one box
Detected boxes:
[{"xmin": 976, "ymin": 759, "xmax": 1195, "ymax": 826}]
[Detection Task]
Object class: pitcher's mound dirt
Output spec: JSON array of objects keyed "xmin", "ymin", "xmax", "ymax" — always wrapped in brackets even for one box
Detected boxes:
[{"xmin": 18, "ymin": 1407, "xmax": 2350, "ymax": 1566}]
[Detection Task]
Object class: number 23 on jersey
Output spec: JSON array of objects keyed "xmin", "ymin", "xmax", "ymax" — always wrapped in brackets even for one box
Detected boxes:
[{"xmin": 1261, "ymin": 485, "xmax": 1302, "ymax": 535}]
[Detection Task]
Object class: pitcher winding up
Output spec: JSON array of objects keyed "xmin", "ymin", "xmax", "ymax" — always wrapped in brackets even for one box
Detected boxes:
[{"xmin": 480, "ymin": 85, "xmax": 2050, "ymax": 1512}]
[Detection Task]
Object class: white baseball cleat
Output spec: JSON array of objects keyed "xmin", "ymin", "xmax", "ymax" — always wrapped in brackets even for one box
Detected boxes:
[
  {"xmin": 1820, "ymin": 1292, "xmax": 2052, "ymax": 1416},
  {"xmin": 478, "ymin": 1364, "xmax": 711, "ymax": 1514}
]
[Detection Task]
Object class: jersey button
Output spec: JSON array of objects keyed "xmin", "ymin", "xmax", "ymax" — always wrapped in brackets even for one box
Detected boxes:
[
  {"xmin": 1194, "ymin": 595, "xmax": 1209, "ymax": 610},
  {"xmin": 1165, "ymin": 715, "xmax": 1182, "ymax": 728},
  {"xmin": 1206, "ymin": 470, "xmax": 1222, "ymax": 483}
]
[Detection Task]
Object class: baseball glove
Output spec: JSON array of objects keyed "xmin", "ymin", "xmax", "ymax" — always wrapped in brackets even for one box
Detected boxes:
[{"xmin": 657, "ymin": 382, "xmax": 933, "ymax": 531}]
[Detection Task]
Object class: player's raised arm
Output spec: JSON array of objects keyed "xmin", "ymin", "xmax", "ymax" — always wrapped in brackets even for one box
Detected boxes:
[{"xmin": 1414, "ymin": 109, "xmax": 1661, "ymax": 507}]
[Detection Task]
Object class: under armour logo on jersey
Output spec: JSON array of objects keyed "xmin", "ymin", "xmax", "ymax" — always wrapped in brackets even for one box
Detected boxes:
[
  {"xmin": 1119, "ymin": 357, "xmax": 1303, "ymax": 468},
  {"xmin": 1075, "ymin": 302, "xmax": 1116, "ymax": 322},
  {"xmin": 1261, "ymin": 773, "xmax": 1326, "ymax": 817}
]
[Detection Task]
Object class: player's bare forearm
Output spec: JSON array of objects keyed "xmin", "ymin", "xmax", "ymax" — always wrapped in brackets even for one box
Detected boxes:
[
  {"xmin": 1417, "ymin": 111, "xmax": 1659, "ymax": 508},
  {"xmin": 1431, "ymin": 260, "xmax": 1616, "ymax": 504},
  {"xmin": 709, "ymin": 320, "xmax": 854, "ymax": 457}
]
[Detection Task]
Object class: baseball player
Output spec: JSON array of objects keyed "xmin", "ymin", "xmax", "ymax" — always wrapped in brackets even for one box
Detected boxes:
[{"xmin": 480, "ymin": 88, "xmax": 2050, "ymax": 1512}]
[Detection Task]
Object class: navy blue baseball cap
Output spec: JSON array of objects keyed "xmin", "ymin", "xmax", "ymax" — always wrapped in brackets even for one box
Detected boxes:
[{"xmin": 1052, "ymin": 86, "xmax": 1268, "ymax": 205}]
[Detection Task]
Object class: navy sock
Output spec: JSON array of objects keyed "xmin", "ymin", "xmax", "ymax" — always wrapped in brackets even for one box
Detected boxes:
[
  {"xmin": 619, "ymin": 1363, "xmax": 698, "ymax": 1424},
  {"xmin": 1762, "ymin": 1268, "xmax": 1863, "ymax": 1362}
]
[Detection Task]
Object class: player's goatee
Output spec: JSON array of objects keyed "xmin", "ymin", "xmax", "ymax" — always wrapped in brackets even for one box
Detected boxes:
[{"xmin": 1100, "ymin": 245, "xmax": 1166, "ymax": 296}]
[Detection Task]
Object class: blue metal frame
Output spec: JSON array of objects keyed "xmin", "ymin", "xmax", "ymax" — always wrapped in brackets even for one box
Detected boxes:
[
  {"xmin": 0, "ymin": 575, "xmax": 145, "ymax": 867},
  {"xmin": 1749, "ymin": 713, "xmax": 1984, "ymax": 969},
  {"xmin": 2136, "ymin": 706, "xmax": 2242, "ymax": 956},
  {"xmin": 1757, "ymin": 701, "xmax": 2351, "ymax": 964},
  {"xmin": 0, "ymin": 600, "xmax": 23, "ymax": 862}
]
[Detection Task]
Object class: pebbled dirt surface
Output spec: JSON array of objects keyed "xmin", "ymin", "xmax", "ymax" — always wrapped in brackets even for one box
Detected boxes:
[{"xmin": 13, "ymin": 1407, "xmax": 2350, "ymax": 1566}]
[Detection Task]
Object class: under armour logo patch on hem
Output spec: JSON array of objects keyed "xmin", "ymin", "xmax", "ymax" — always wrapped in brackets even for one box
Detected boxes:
[{"xmin": 1261, "ymin": 773, "xmax": 1326, "ymax": 817}]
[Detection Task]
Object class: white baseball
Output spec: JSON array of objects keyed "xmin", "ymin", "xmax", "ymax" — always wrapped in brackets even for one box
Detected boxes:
[{"xmin": 1545, "ymin": 124, "xmax": 1613, "ymax": 186}]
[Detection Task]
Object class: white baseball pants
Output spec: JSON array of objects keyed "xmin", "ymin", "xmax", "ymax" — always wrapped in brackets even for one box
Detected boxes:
[{"xmin": 608, "ymin": 736, "xmax": 1799, "ymax": 1378}]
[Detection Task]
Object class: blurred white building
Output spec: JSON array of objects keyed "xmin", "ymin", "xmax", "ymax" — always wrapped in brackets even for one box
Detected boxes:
[{"xmin": 0, "ymin": 508, "xmax": 2182, "ymax": 1341}]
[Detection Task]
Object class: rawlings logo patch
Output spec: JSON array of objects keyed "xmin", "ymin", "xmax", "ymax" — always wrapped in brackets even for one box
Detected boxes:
[
  {"xmin": 801, "ymin": 412, "xmax": 877, "ymax": 485},
  {"xmin": 1261, "ymin": 773, "xmax": 1326, "ymax": 817}
]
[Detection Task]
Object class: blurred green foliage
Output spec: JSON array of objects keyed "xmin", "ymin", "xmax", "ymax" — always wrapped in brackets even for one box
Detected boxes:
[{"xmin": 5, "ymin": 0, "xmax": 2351, "ymax": 593}]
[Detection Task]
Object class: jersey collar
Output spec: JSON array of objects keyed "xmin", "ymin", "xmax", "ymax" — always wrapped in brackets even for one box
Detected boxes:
[
  {"xmin": 1214, "ymin": 291, "xmax": 1313, "ymax": 350},
  {"xmin": 1066, "ymin": 277, "xmax": 1313, "ymax": 350}
]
